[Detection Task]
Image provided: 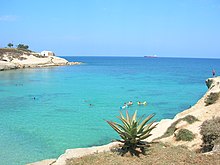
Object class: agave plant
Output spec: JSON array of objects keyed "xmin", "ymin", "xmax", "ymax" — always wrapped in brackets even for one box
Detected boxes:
[{"xmin": 106, "ymin": 110, "xmax": 157, "ymax": 155}]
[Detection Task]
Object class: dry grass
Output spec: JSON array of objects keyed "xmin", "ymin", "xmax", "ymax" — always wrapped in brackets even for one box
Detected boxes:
[
  {"xmin": 0, "ymin": 48, "xmax": 45, "ymax": 61},
  {"xmin": 66, "ymin": 143, "xmax": 220, "ymax": 165}
]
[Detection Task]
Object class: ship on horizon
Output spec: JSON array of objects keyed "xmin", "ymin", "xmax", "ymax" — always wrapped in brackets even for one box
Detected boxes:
[{"xmin": 144, "ymin": 55, "xmax": 157, "ymax": 58}]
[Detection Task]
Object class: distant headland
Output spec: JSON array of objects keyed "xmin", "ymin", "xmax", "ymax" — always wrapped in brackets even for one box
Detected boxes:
[{"xmin": 0, "ymin": 43, "xmax": 81, "ymax": 71}]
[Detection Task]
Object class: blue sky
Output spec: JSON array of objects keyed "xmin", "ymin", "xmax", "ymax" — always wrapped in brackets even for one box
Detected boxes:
[{"xmin": 0, "ymin": 0, "xmax": 220, "ymax": 58}]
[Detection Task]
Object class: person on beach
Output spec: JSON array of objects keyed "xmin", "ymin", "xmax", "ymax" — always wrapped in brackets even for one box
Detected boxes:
[{"xmin": 212, "ymin": 69, "xmax": 216, "ymax": 77}]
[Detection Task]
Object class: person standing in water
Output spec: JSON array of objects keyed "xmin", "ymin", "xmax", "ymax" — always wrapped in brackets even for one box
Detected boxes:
[{"xmin": 212, "ymin": 69, "xmax": 216, "ymax": 77}]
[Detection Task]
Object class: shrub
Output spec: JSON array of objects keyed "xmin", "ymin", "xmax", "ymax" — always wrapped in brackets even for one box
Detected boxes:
[
  {"xmin": 106, "ymin": 110, "xmax": 157, "ymax": 156},
  {"xmin": 175, "ymin": 129, "xmax": 195, "ymax": 141},
  {"xmin": 204, "ymin": 92, "xmax": 220, "ymax": 106},
  {"xmin": 17, "ymin": 44, "xmax": 29, "ymax": 50},
  {"xmin": 161, "ymin": 120, "xmax": 179, "ymax": 138},
  {"xmin": 7, "ymin": 43, "xmax": 13, "ymax": 48},
  {"xmin": 159, "ymin": 115, "xmax": 198, "ymax": 139},
  {"xmin": 200, "ymin": 117, "xmax": 220, "ymax": 152},
  {"xmin": 182, "ymin": 115, "xmax": 199, "ymax": 124}
]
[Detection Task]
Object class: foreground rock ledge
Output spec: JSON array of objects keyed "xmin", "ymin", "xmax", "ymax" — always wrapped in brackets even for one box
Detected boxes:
[{"xmin": 28, "ymin": 76, "xmax": 220, "ymax": 165}]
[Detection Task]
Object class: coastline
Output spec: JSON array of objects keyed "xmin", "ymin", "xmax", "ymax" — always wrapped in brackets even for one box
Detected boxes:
[
  {"xmin": 0, "ymin": 49, "xmax": 82, "ymax": 71},
  {"xmin": 28, "ymin": 76, "xmax": 220, "ymax": 165}
]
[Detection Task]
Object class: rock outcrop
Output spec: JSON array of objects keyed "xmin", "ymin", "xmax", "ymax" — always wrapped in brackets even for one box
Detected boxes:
[
  {"xmin": 153, "ymin": 76, "xmax": 220, "ymax": 150},
  {"xmin": 0, "ymin": 61, "xmax": 19, "ymax": 70},
  {"xmin": 28, "ymin": 77, "xmax": 220, "ymax": 165},
  {"xmin": 0, "ymin": 48, "xmax": 81, "ymax": 71},
  {"xmin": 27, "ymin": 159, "xmax": 56, "ymax": 165}
]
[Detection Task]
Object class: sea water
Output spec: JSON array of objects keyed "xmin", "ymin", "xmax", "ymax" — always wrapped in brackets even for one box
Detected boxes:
[{"xmin": 0, "ymin": 57, "xmax": 219, "ymax": 165}]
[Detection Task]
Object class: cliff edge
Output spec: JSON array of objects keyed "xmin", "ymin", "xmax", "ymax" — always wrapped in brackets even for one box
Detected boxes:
[{"xmin": 151, "ymin": 76, "xmax": 220, "ymax": 150}]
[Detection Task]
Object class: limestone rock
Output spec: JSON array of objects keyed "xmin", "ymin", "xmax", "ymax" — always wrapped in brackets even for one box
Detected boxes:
[
  {"xmin": 26, "ymin": 159, "xmax": 56, "ymax": 165},
  {"xmin": 206, "ymin": 77, "xmax": 220, "ymax": 90},
  {"xmin": 175, "ymin": 120, "xmax": 188, "ymax": 129},
  {"xmin": 51, "ymin": 57, "xmax": 68, "ymax": 65},
  {"xmin": 53, "ymin": 142, "xmax": 120, "ymax": 165},
  {"xmin": 0, "ymin": 61, "xmax": 18, "ymax": 70},
  {"xmin": 212, "ymin": 144, "xmax": 220, "ymax": 153},
  {"xmin": 0, "ymin": 50, "xmax": 81, "ymax": 71}
]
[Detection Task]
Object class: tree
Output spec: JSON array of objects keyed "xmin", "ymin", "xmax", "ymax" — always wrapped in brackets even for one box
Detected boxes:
[
  {"xmin": 17, "ymin": 44, "xmax": 29, "ymax": 50},
  {"xmin": 8, "ymin": 43, "xmax": 13, "ymax": 48}
]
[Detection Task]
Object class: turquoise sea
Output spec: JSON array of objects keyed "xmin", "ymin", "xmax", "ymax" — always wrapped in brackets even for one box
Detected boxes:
[{"xmin": 0, "ymin": 57, "xmax": 219, "ymax": 165}]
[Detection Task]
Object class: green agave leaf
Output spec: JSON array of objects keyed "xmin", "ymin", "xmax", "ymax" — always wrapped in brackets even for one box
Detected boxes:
[
  {"xmin": 132, "ymin": 121, "xmax": 138, "ymax": 129},
  {"xmin": 121, "ymin": 131, "xmax": 133, "ymax": 139},
  {"xmin": 138, "ymin": 126, "xmax": 156, "ymax": 138},
  {"xmin": 130, "ymin": 126, "xmax": 138, "ymax": 137},
  {"xmin": 137, "ymin": 123, "xmax": 158, "ymax": 138},
  {"xmin": 114, "ymin": 122, "xmax": 130, "ymax": 133},
  {"xmin": 139, "ymin": 133, "xmax": 152, "ymax": 140},
  {"xmin": 131, "ymin": 110, "xmax": 137, "ymax": 122},
  {"xmin": 142, "ymin": 121, "xmax": 156, "ymax": 132},
  {"xmin": 137, "ymin": 113, "xmax": 155, "ymax": 134},
  {"xmin": 137, "ymin": 114, "xmax": 145, "ymax": 124},
  {"xmin": 126, "ymin": 110, "xmax": 131, "ymax": 124},
  {"xmin": 119, "ymin": 111, "xmax": 126, "ymax": 121},
  {"xmin": 117, "ymin": 116, "xmax": 130, "ymax": 130},
  {"xmin": 106, "ymin": 121, "xmax": 123, "ymax": 134},
  {"xmin": 143, "ymin": 122, "xmax": 158, "ymax": 132},
  {"xmin": 106, "ymin": 121, "xmax": 127, "ymax": 140}
]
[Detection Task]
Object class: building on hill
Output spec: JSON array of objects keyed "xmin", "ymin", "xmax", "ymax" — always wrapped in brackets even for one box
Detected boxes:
[{"xmin": 41, "ymin": 51, "xmax": 55, "ymax": 57}]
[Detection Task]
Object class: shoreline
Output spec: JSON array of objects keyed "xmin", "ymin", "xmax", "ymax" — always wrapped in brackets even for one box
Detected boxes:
[
  {"xmin": 0, "ymin": 48, "xmax": 82, "ymax": 71},
  {"xmin": 28, "ymin": 76, "xmax": 220, "ymax": 165}
]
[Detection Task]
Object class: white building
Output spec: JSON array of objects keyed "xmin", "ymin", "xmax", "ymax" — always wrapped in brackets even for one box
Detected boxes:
[{"xmin": 40, "ymin": 51, "xmax": 55, "ymax": 57}]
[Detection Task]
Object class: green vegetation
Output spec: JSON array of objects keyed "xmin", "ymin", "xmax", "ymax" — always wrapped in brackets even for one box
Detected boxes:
[
  {"xmin": 204, "ymin": 92, "xmax": 220, "ymax": 106},
  {"xmin": 7, "ymin": 43, "xmax": 13, "ymax": 48},
  {"xmin": 182, "ymin": 115, "xmax": 199, "ymax": 124},
  {"xmin": 17, "ymin": 44, "xmax": 29, "ymax": 50},
  {"xmin": 175, "ymin": 129, "xmax": 195, "ymax": 141},
  {"xmin": 159, "ymin": 115, "xmax": 198, "ymax": 139},
  {"xmin": 200, "ymin": 117, "xmax": 220, "ymax": 152},
  {"xmin": 106, "ymin": 110, "xmax": 157, "ymax": 156},
  {"xmin": 161, "ymin": 120, "xmax": 178, "ymax": 138}
]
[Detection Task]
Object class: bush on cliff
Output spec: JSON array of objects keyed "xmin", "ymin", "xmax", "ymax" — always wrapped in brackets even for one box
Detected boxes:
[
  {"xmin": 175, "ymin": 129, "xmax": 195, "ymax": 141},
  {"xmin": 200, "ymin": 117, "xmax": 220, "ymax": 152},
  {"xmin": 159, "ymin": 115, "xmax": 198, "ymax": 139},
  {"xmin": 204, "ymin": 92, "xmax": 220, "ymax": 106},
  {"xmin": 182, "ymin": 115, "xmax": 199, "ymax": 124}
]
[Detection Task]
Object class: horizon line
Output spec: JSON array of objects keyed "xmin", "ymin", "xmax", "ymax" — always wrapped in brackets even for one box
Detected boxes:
[{"xmin": 59, "ymin": 55, "xmax": 220, "ymax": 60}]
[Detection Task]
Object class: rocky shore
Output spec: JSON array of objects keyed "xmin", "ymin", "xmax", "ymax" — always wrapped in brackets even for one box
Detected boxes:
[
  {"xmin": 0, "ymin": 48, "xmax": 81, "ymax": 71},
  {"xmin": 28, "ymin": 76, "xmax": 220, "ymax": 165}
]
